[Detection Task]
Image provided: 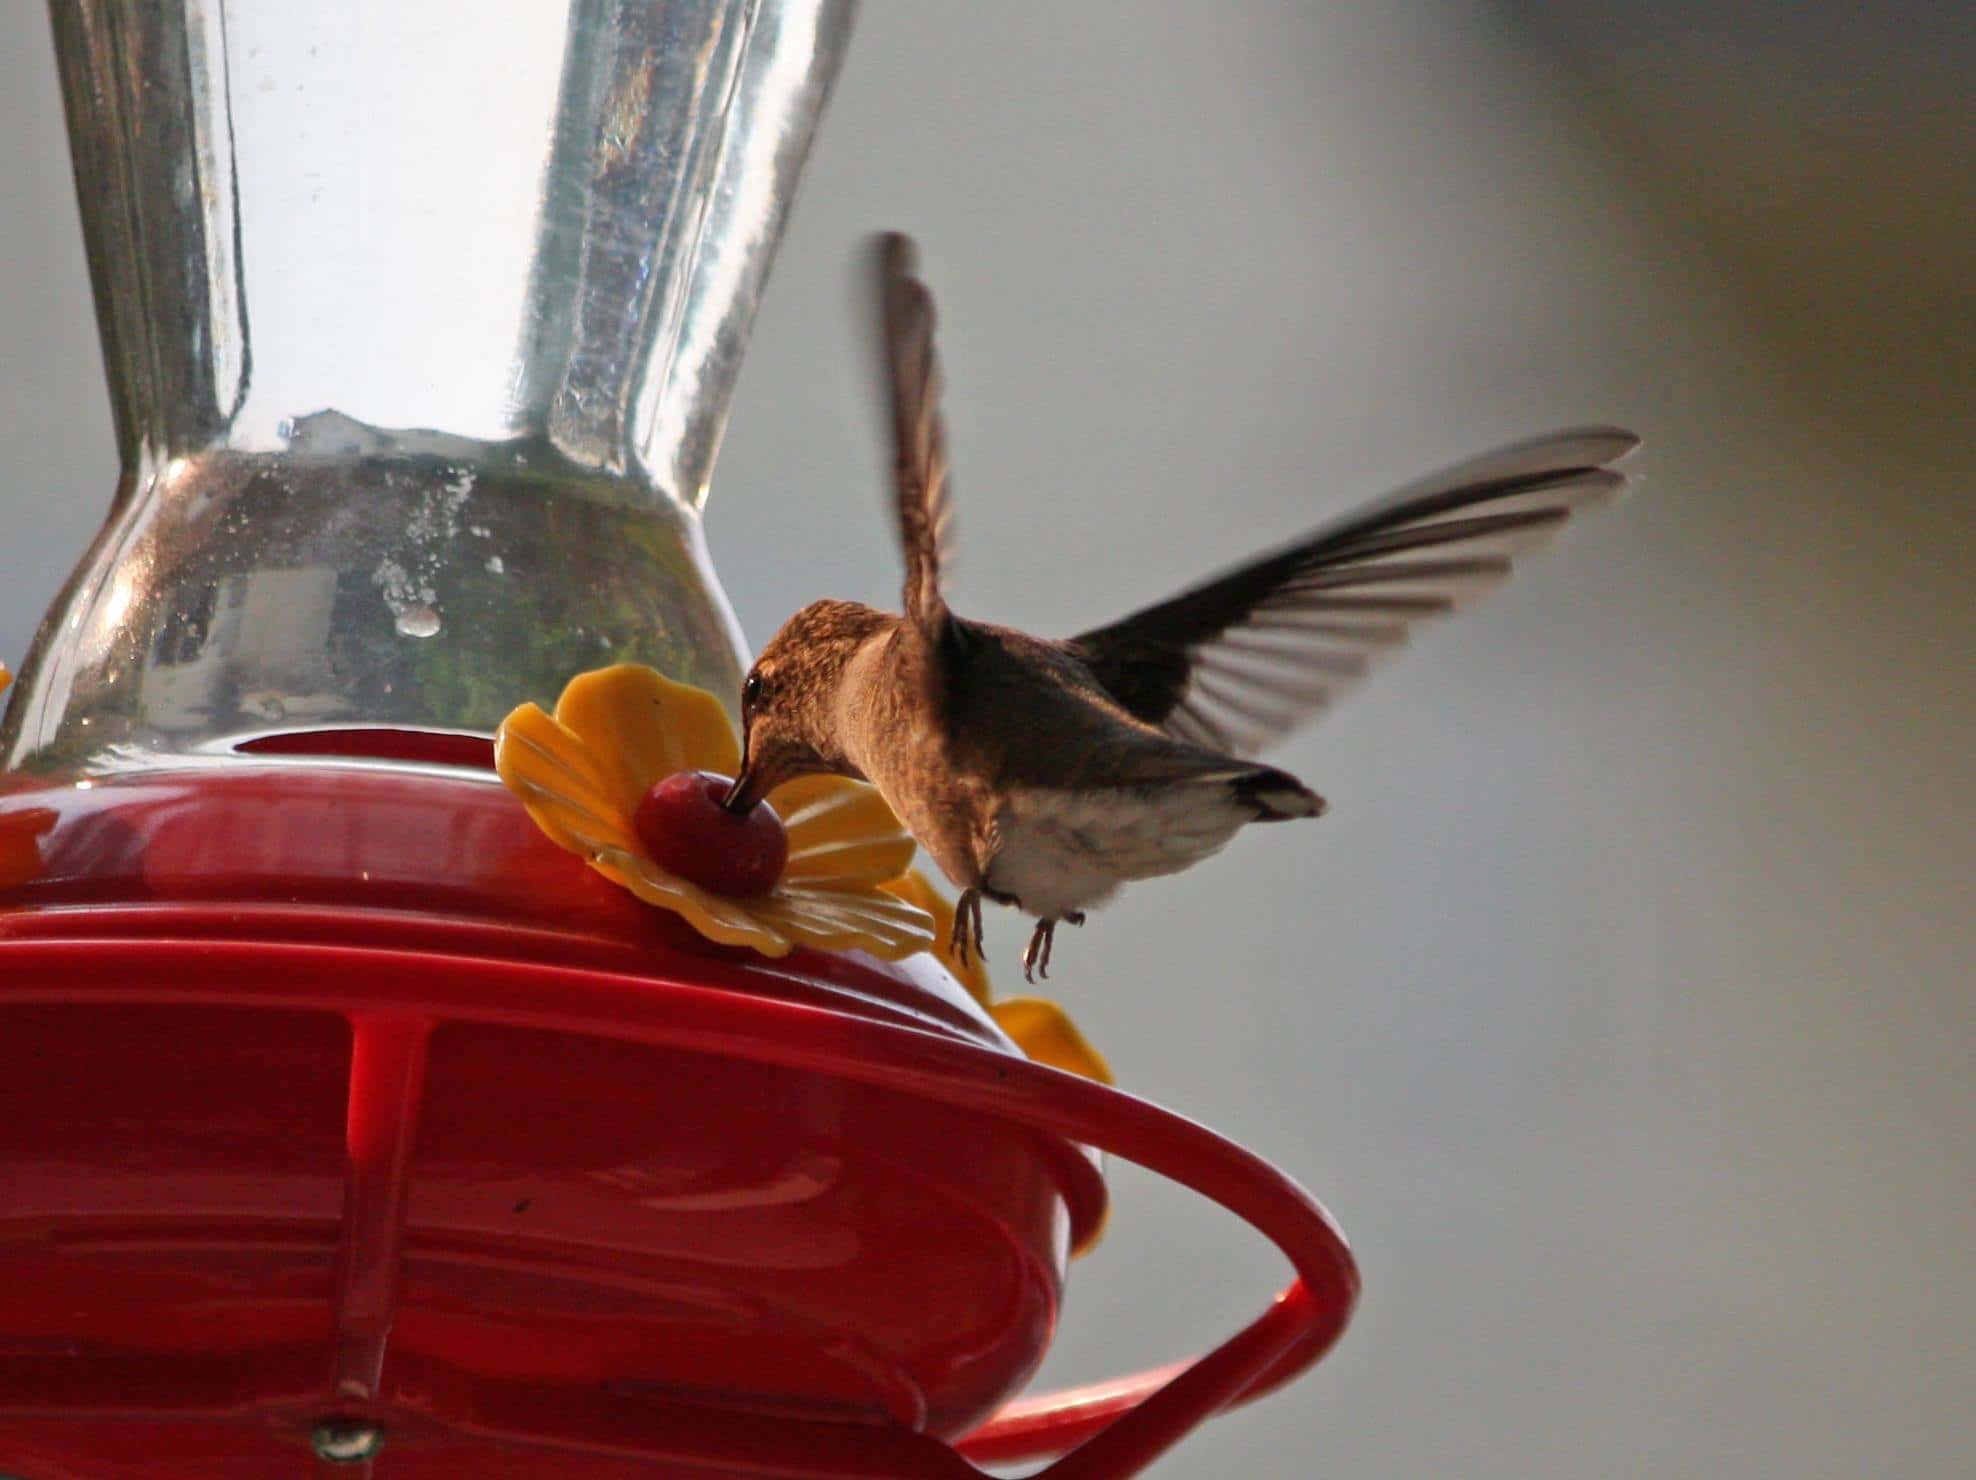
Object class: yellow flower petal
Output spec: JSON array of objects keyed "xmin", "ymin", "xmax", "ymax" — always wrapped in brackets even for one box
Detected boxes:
[
  {"xmin": 554, "ymin": 664, "xmax": 740, "ymax": 813},
  {"xmin": 775, "ymin": 775, "xmax": 918, "ymax": 887},
  {"xmin": 779, "ymin": 885, "xmax": 931, "ymax": 932},
  {"xmin": 494, "ymin": 704, "xmax": 639, "ymax": 857},
  {"xmin": 776, "ymin": 775, "xmax": 906, "ymax": 839},
  {"xmin": 603, "ymin": 842, "xmax": 798, "ymax": 955},
  {"xmin": 988, "ymin": 998, "xmax": 1115, "ymax": 1086},
  {"xmin": 784, "ymin": 834, "xmax": 920, "ymax": 888},
  {"xmin": 756, "ymin": 886, "xmax": 934, "ymax": 960}
]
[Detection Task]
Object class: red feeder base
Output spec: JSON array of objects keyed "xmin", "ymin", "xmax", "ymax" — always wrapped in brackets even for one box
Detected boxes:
[{"xmin": 0, "ymin": 750, "xmax": 1357, "ymax": 1477}]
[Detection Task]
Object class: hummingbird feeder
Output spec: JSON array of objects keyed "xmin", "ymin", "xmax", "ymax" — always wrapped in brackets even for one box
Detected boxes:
[{"xmin": 0, "ymin": 3, "xmax": 1358, "ymax": 1476}]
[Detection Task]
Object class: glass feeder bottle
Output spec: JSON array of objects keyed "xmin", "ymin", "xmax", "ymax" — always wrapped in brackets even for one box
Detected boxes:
[{"xmin": 5, "ymin": 0, "xmax": 853, "ymax": 774}]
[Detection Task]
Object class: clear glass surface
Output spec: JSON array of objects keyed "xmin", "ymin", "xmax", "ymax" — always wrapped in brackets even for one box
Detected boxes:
[{"xmin": 4, "ymin": 0, "xmax": 854, "ymax": 772}]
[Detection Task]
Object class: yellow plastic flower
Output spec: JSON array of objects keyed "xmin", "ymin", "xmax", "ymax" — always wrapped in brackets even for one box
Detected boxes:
[
  {"xmin": 883, "ymin": 870, "xmax": 1114, "ymax": 1088},
  {"xmin": 495, "ymin": 664, "xmax": 933, "ymax": 961}
]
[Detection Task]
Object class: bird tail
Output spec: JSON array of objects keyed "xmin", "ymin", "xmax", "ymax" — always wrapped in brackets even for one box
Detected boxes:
[{"xmin": 1233, "ymin": 765, "xmax": 1325, "ymax": 821}]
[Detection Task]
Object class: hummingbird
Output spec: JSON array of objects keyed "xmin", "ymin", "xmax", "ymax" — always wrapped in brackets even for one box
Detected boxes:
[{"xmin": 725, "ymin": 233, "xmax": 1638, "ymax": 981}]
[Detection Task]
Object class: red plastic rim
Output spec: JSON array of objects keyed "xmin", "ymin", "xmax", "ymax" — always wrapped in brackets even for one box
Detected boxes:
[{"xmin": 0, "ymin": 927, "xmax": 1358, "ymax": 1477}]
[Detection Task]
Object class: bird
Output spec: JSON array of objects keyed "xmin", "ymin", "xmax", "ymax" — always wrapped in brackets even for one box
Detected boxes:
[{"xmin": 724, "ymin": 232, "xmax": 1639, "ymax": 982}]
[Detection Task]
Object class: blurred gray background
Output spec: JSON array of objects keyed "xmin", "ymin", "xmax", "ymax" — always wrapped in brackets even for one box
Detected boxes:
[{"xmin": 3, "ymin": 2, "xmax": 1971, "ymax": 1476}]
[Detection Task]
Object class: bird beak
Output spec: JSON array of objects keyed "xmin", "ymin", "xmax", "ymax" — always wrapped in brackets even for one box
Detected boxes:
[{"xmin": 723, "ymin": 756, "xmax": 766, "ymax": 815}]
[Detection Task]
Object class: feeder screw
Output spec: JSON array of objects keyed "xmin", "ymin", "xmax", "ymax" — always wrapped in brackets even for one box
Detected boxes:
[{"xmin": 311, "ymin": 1419, "xmax": 386, "ymax": 1464}]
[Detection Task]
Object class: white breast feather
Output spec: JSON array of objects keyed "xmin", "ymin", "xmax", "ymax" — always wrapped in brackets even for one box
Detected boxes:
[{"xmin": 985, "ymin": 782, "xmax": 1254, "ymax": 920}]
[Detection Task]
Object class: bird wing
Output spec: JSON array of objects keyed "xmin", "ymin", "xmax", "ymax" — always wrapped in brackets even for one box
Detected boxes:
[
  {"xmin": 1066, "ymin": 426, "xmax": 1640, "ymax": 756},
  {"xmin": 874, "ymin": 233, "xmax": 954, "ymax": 640}
]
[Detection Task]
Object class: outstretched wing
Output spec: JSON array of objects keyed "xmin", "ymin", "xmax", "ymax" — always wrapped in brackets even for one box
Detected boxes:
[
  {"xmin": 1067, "ymin": 427, "xmax": 1640, "ymax": 756},
  {"xmin": 873, "ymin": 232, "xmax": 954, "ymax": 638}
]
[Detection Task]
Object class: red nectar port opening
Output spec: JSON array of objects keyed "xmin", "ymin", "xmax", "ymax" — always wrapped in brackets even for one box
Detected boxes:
[{"xmin": 235, "ymin": 728, "xmax": 498, "ymax": 769}]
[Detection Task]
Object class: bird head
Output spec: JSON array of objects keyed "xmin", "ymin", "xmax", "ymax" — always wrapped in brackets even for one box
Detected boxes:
[{"xmin": 724, "ymin": 599, "xmax": 891, "ymax": 814}]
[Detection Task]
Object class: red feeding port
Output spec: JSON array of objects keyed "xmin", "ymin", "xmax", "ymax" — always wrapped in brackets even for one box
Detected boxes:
[{"xmin": 633, "ymin": 771, "xmax": 789, "ymax": 898}]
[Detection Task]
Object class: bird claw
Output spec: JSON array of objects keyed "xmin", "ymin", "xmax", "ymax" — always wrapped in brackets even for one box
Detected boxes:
[
  {"xmin": 1022, "ymin": 918, "xmax": 1059, "ymax": 983},
  {"xmin": 951, "ymin": 888, "xmax": 987, "ymax": 967}
]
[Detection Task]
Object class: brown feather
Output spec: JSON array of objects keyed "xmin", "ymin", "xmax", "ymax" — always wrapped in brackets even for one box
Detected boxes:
[
  {"xmin": 1066, "ymin": 428, "xmax": 1639, "ymax": 755},
  {"xmin": 873, "ymin": 233, "xmax": 953, "ymax": 641}
]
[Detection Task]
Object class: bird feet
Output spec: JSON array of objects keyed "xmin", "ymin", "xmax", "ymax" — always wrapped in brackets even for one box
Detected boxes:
[
  {"xmin": 1021, "ymin": 920, "xmax": 1051, "ymax": 982},
  {"xmin": 950, "ymin": 887, "xmax": 987, "ymax": 966},
  {"xmin": 1020, "ymin": 912, "xmax": 1079, "ymax": 983}
]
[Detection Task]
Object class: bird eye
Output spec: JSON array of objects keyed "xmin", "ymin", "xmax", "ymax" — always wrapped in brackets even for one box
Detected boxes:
[{"xmin": 742, "ymin": 671, "xmax": 763, "ymax": 711}]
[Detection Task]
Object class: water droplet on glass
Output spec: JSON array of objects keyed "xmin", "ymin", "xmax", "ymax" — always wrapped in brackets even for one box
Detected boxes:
[{"xmin": 394, "ymin": 605, "xmax": 442, "ymax": 639}]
